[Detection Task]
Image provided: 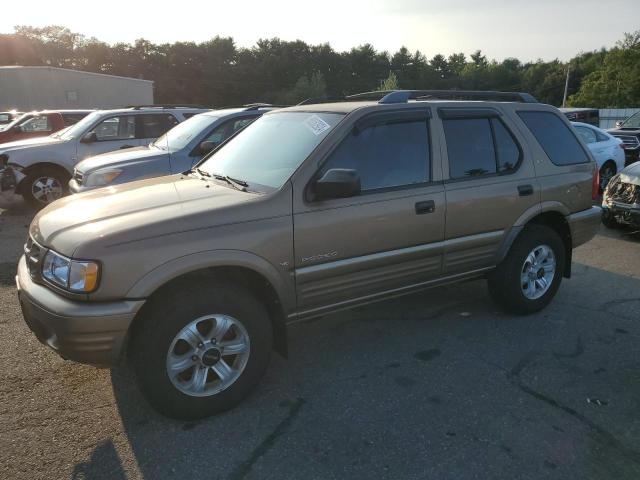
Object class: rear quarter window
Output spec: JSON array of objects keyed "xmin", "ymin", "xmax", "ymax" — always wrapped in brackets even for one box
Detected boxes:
[{"xmin": 518, "ymin": 111, "xmax": 590, "ymax": 166}]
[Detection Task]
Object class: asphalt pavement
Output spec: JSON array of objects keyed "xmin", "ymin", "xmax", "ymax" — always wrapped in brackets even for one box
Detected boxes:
[{"xmin": 0, "ymin": 204, "xmax": 639, "ymax": 480}]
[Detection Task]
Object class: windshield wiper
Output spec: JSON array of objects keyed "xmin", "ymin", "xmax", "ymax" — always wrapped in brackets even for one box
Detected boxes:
[
  {"xmin": 212, "ymin": 173, "xmax": 248, "ymax": 191},
  {"xmin": 194, "ymin": 167, "xmax": 211, "ymax": 178}
]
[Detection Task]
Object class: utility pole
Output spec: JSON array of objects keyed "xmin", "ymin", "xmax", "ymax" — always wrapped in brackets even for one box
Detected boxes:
[{"xmin": 562, "ymin": 65, "xmax": 570, "ymax": 108}]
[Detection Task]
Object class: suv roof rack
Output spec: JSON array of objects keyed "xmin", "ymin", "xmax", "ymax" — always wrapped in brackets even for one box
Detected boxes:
[
  {"xmin": 348, "ymin": 90, "xmax": 538, "ymax": 104},
  {"xmin": 126, "ymin": 104, "xmax": 210, "ymax": 110},
  {"xmin": 216, "ymin": 103, "xmax": 286, "ymax": 110}
]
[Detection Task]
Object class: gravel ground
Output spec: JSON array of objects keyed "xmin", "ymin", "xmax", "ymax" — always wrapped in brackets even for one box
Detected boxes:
[{"xmin": 0, "ymin": 204, "xmax": 639, "ymax": 480}]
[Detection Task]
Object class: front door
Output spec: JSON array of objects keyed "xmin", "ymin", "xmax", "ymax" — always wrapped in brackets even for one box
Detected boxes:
[
  {"xmin": 76, "ymin": 114, "xmax": 141, "ymax": 162},
  {"xmin": 437, "ymin": 108, "xmax": 539, "ymax": 274},
  {"xmin": 293, "ymin": 109, "xmax": 445, "ymax": 318}
]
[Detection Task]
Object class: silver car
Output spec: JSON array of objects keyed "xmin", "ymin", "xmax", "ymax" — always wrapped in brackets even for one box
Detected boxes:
[
  {"xmin": 0, "ymin": 105, "xmax": 209, "ymax": 206},
  {"xmin": 69, "ymin": 105, "xmax": 276, "ymax": 193}
]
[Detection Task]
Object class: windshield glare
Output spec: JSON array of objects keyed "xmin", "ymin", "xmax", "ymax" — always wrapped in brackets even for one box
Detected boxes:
[
  {"xmin": 621, "ymin": 112, "xmax": 640, "ymax": 128},
  {"xmin": 56, "ymin": 111, "xmax": 102, "ymax": 140},
  {"xmin": 153, "ymin": 114, "xmax": 218, "ymax": 152},
  {"xmin": 198, "ymin": 112, "xmax": 343, "ymax": 191}
]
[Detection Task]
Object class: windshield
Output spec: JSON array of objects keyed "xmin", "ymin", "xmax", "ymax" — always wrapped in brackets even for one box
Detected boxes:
[
  {"xmin": 197, "ymin": 111, "xmax": 343, "ymax": 191},
  {"xmin": 621, "ymin": 112, "xmax": 640, "ymax": 128},
  {"xmin": 0, "ymin": 113, "xmax": 31, "ymax": 131},
  {"xmin": 153, "ymin": 114, "xmax": 218, "ymax": 152},
  {"xmin": 54, "ymin": 111, "xmax": 102, "ymax": 140}
]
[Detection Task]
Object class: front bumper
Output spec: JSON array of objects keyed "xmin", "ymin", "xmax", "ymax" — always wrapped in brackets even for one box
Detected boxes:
[
  {"xmin": 567, "ymin": 206, "xmax": 601, "ymax": 248},
  {"xmin": 602, "ymin": 201, "xmax": 640, "ymax": 227},
  {"xmin": 16, "ymin": 255, "xmax": 145, "ymax": 367}
]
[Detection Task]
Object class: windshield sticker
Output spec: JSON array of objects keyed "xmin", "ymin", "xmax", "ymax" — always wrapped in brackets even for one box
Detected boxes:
[{"xmin": 304, "ymin": 115, "xmax": 331, "ymax": 136}]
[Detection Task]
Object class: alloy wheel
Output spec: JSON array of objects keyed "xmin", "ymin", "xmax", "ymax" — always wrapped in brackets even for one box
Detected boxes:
[
  {"xmin": 521, "ymin": 244, "xmax": 556, "ymax": 300},
  {"xmin": 31, "ymin": 176, "xmax": 63, "ymax": 204}
]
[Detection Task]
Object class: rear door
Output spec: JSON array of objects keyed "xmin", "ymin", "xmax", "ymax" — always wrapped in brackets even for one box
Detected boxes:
[
  {"xmin": 438, "ymin": 107, "xmax": 539, "ymax": 275},
  {"xmin": 293, "ymin": 109, "xmax": 445, "ymax": 317}
]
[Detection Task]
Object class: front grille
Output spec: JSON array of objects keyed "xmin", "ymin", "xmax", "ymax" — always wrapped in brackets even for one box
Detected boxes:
[
  {"xmin": 24, "ymin": 237, "xmax": 44, "ymax": 279},
  {"xmin": 611, "ymin": 134, "xmax": 640, "ymax": 150},
  {"xmin": 607, "ymin": 177, "xmax": 640, "ymax": 205},
  {"xmin": 73, "ymin": 170, "xmax": 84, "ymax": 185}
]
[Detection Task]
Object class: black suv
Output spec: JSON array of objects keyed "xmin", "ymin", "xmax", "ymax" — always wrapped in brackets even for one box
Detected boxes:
[{"xmin": 608, "ymin": 111, "xmax": 640, "ymax": 166}]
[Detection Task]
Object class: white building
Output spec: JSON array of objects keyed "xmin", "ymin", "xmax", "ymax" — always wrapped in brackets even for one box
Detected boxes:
[{"xmin": 0, "ymin": 66, "xmax": 154, "ymax": 110}]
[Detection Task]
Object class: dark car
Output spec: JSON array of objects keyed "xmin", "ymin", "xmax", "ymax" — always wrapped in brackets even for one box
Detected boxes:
[
  {"xmin": 608, "ymin": 111, "xmax": 640, "ymax": 166},
  {"xmin": 602, "ymin": 162, "xmax": 640, "ymax": 229}
]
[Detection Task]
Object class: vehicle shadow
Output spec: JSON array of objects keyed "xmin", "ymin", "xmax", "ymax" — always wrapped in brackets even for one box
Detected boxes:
[{"xmin": 110, "ymin": 264, "xmax": 640, "ymax": 480}]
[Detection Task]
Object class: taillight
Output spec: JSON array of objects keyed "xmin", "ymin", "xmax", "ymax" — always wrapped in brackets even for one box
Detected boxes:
[{"xmin": 591, "ymin": 164, "xmax": 600, "ymax": 200}]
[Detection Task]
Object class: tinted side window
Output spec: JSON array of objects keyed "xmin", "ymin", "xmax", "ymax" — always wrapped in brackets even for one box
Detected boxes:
[
  {"xmin": 575, "ymin": 126, "xmax": 597, "ymax": 144},
  {"xmin": 321, "ymin": 119, "xmax": 430, "ymax": 191},
  {"xmin": 62, "ymin": 113, "xmax": 89, "ymax": 126},
  {"xmin": 443, "ymin": 118, "xmax": 496, "ymax": 178},
  {"xmin": 492, "ymin": 119, "xmax": 520, "ymax": 173},
  {"xmin": 518, "ymin": 111, "xmax": 590, "ymax": 165},
  {"xmin": 20, "ymin": 115, "xmax": 52, "ymax": 132},
  {"xmin": 138, "ymin": 114, "xmax": 179, "ymax": 139}
]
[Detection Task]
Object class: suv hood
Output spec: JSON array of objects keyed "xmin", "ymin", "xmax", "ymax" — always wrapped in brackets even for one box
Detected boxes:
[
  {"xmin": 0, "ymin": 135, "xmax": 63, "ymax": 153},
  {"xmin": 31, "ymin": 174, "xmax": 264, "ymax": 256},
  {"xmin": 620, "ymin": 162, "xmax": 640, "ymax": 185},
  {"xmin": 75, "ymin": 146, "xmax": 167, "ymax": 174}
]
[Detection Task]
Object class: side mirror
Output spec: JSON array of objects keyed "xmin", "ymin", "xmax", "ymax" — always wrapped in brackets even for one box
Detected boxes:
[
  {"xmin": 313, "ymin": 168, "xmax": 361, "ymax": 200},
  {"xmin": 199, "ymin": 140, "xmax": 218, "ymax": 155},
  {"xmin": 615, "ymin": 121, "xmax": 623, "ymax": 128},
  {"xmin": 81, "ymin": 131, "xmax": 97, "ymax": 143}
]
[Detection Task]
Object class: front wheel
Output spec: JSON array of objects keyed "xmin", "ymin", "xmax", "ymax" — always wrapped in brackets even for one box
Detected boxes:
[
  {"xmin": 488, "ymin": 225, "xmax": 565, "ymax": 314},
  {"xmin": 129, "ymin": 280, "xmax": 273, "ymax": 419},
  {"xmin": 21, "ymin": 167, "xmax": 69, "ymax": 207}
]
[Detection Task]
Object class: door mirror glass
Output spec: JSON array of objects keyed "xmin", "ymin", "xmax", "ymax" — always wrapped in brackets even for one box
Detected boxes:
[
  {"xmin": 314, "ymin": 168, "xmax": 361, "ymax": 200},
  {"xmin": 81, "ymin": 131, "xmax": 97, "ymax": 143},
  {"xmin": 199, "ymin": 140, "xmax": 218, "ymax": 155}
]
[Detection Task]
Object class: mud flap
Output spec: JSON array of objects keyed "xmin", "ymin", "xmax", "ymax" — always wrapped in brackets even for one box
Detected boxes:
[{"xmin": 0, "ymin": 167, "xmax": 25, "ymax": 209}]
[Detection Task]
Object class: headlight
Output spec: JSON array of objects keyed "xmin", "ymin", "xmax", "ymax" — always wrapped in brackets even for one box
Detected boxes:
[
  {"xmin": 85, "ymin": 169, "xmax": 122, "ymax": 187},
  {"xmin": 42, "ymin": 250, "xmax": 99, "ymax": 292}
]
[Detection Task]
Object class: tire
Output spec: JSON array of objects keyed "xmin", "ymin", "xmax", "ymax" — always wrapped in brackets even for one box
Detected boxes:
[
  {"xmin": 488, "ymin": 225, "xmax": 565, "ymax": 315},
  {"xmin": 129, "ymin": 279, "xmax": 273, "ymax": 420},
  {"xmin": 599, "ymin": 161, "xmax": 616, "ymax": 193},
  {"xmin": 21, "ymin": 166, "xmax": 69, "ymax": 207},
  {"xmin": 601, "ymin": 209, "xmax": 620, "ymax": 229}
]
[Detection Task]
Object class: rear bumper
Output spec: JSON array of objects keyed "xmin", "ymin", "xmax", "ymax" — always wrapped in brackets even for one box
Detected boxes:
[
  {"xmin": 16, "ymin": 255, "xmax": 145, "ymax": 367},
  {"xmin": 567, "ymin": 206, "xmax": 601, "ymax": 248}
]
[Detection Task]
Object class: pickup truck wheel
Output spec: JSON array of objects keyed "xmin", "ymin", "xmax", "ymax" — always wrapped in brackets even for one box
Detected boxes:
[
  {"xmin": 488, "ymin": 225, "xmax": 565, "ymax": 314},
  {"xmin": 22, "ymin": 167, "xmax": 69, "ymax": 207},
  {"xmin": 129, "ymin": 281, "xmax": 273, "ymax": 420}
]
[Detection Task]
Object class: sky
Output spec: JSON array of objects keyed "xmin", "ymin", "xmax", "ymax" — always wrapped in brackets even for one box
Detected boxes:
[{"xmin": 2, "ymin": 0, "xmax": 639, "ymax": 61}]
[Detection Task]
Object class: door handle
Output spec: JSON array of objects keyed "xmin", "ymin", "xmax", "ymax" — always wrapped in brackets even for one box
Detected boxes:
[
  {"xmin": 415, "ymin": 200, "xmax": 436, "ymax": 215},
  {"xmin": 518, "ymin": 184, "xmax": 534, "ymax": 196}
]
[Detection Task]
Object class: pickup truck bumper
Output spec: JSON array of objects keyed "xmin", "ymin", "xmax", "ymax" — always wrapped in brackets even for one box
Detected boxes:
[
  {"xmin": 16, "ymin": 255, "xmax": 145, "ymax": 367},
  {"xmin": 567, "ymin": 206, "xmax": 601, "ymax": 248}
]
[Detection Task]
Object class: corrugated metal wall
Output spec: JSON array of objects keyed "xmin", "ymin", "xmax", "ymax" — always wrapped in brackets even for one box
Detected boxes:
[
  {"xmin": 0, "ymin": 67, "xmax": 154, "ymax": 110},
  {"xmin": 599, "ymin": 108, "xmax": 640, "ymax": 129}
]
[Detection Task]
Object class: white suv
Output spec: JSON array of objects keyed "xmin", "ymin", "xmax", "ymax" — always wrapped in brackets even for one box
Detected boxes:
[{"xmin": 0, "ymin": 105, "xmax": 210, "ymax": 206}]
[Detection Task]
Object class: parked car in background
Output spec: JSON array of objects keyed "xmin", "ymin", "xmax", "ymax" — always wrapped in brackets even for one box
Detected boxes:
[
  {"xmin": 601, "ymin": 163, "xmax": 640, "ymax": 229},
  {"xmin": 70, "ymin": 105, "xmax": 276, "ymax": 193},
  {"xmin": 561, "ymin": 107, "xmax": 599, "ymax": 126},
  {"xmin": 15, "ymin": 90, "xmax": 600, "ymax": 419},
  {"xmin": 608, "ymin": 111, "xmax": 640, "ymax": 166},
  {"xmin": 572, "ymin": 122, "xmax": 625, "ymax": 191},
  {"xmin": 0, "ymin": 110, "xmax": 24, "ymax": 128},
  {"xmin": 0, "ymin": 110, "xmax": 92, "ymax": 145},
  {"xmin": 0, "ymin": 105, "xmax": 210, "ymax": 206}
]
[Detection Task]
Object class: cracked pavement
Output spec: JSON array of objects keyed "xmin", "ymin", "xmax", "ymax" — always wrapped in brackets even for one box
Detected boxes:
[{"xmin": 0, "ymin": 204, "xmax": 639, "ymax": 480}]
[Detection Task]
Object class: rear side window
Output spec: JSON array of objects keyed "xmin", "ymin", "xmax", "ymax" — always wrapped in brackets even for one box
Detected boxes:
[
  {"xmin": 62, "ymin": 113, "xmax": 89, "ymax": 126},
  {"xmin": 138, "ymin": 114, "xmax": 179, "ymax": 139},
  {"xmin": 518, "ymin": 111, "xmax": 589, "ymax": 165},
  {"xmin": 20, "ymin": 115, "xmax": 52, "ymax": 132},
  {"xmin": 443, "ymin": 117, "xmax": 520, "ymax": 179},
  {"xmin": 321, "ymin": 117, "xmax": 430, "ymax": 191}
]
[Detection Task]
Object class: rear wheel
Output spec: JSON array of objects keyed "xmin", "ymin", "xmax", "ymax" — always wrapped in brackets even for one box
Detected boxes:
[
  {"xmin": 129, "ymin": 280, "xmax": 273, "ymax": 419},
  {"xmin": 21, "ymin": 167, "xmax": 69, "ymax": 207},
  {"xmin": 488, "ymin": 225, "xmax": 565, "ymax": 314}
]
